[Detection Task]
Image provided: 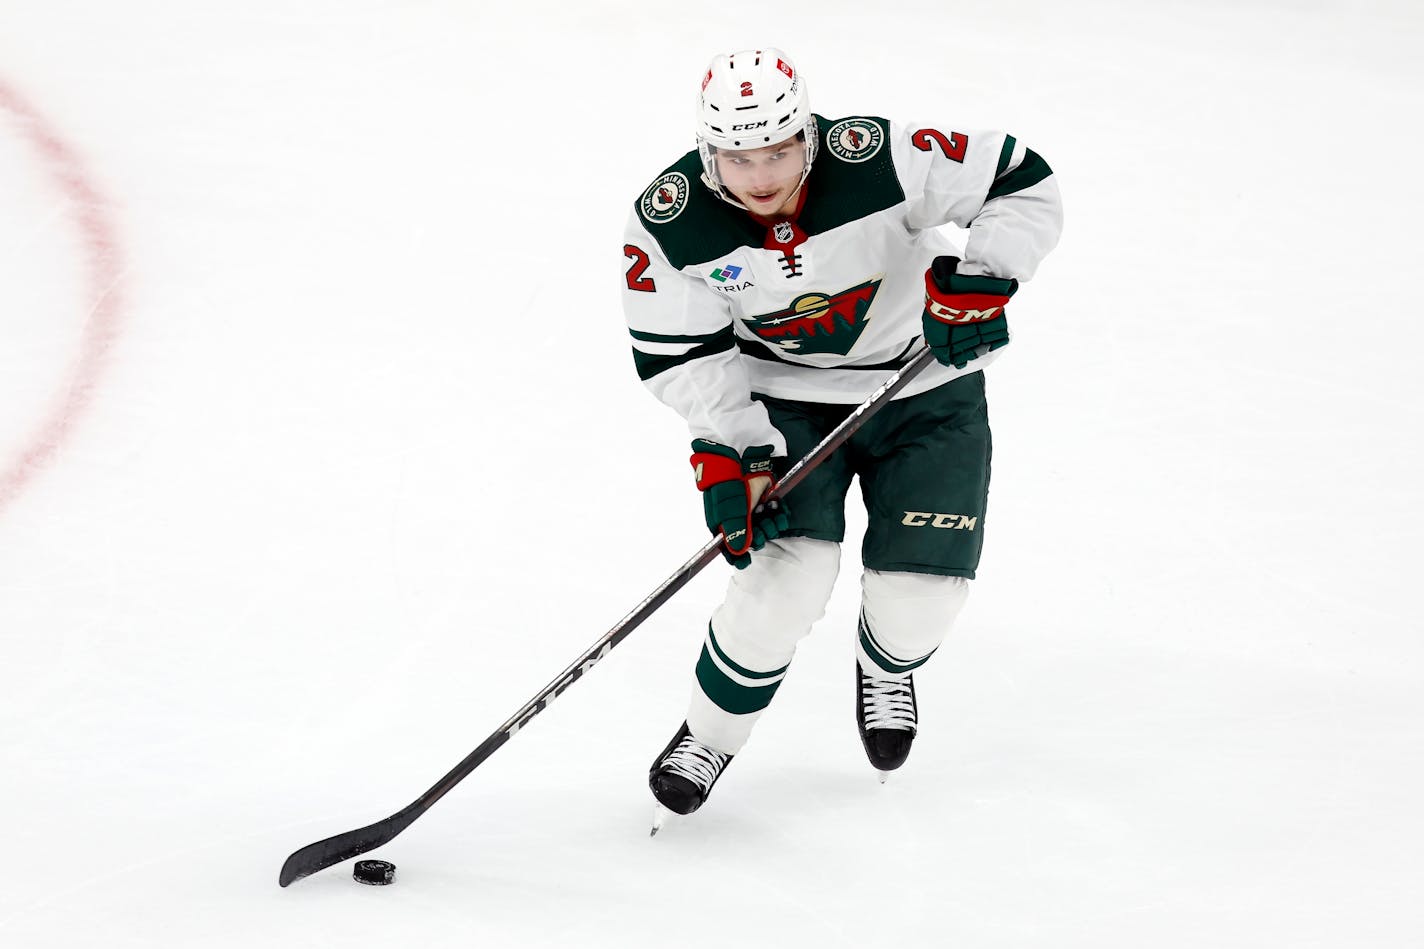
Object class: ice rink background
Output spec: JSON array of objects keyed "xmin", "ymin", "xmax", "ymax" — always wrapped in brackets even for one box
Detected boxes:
[{"xmin": 2, "ymin": 1, "xmax": 1421, "ymax": 946}]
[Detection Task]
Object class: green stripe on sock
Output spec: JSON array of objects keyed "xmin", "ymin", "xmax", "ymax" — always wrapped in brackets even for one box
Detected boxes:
[
  {"xmin": 696, "ymin": 646, "xmax": 784, "ymax": 714},
  {"xmin": 708, "ymin": 624, "xmax": 788, "ymax": 681},
  {"xmin": 858, "ymin": 614, "xmax": 936, "ymax": 675}
]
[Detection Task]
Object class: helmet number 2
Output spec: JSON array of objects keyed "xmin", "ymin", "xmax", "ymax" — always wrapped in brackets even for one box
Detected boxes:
[
  {"xmin": 912, "ymin": 128, "xmax": 967, "ymax": 163},
  {"xmin": 624, "ymin": 244, "xmax": 657, "ymax": 293}
]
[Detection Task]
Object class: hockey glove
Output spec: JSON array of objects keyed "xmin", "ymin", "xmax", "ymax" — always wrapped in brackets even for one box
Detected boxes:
[
  {"xmin": 690, "ymin": 439, "xmax": 790, "ymax": 570},
  {"xmin": 922, "ymin": 256, "xmax": 1019, "ymax": 369}
]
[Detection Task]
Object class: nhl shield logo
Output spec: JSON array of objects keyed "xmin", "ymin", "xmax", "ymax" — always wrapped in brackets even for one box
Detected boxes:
[
  {"xmin": 640, "ymin": 172, "xmax": 690, "ymax": 224},
  {"xmin": 826, "ymin": 119, "xmax": 884, "ymax": 163}
]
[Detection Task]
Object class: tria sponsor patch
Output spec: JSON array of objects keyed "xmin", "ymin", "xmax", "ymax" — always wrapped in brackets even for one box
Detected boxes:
[{"xmin": 707, "ymin": 261, "xmax": 753, "ymax": 292}]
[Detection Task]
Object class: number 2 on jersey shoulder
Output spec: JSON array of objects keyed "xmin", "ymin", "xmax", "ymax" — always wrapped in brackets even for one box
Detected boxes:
[
  {"xmin": 912, "ymin": 128, "xmax": 967, "ymax": 163},
  {"xmin": 624, "ymin": 244, "xmax": 656, "ymax": 292}
]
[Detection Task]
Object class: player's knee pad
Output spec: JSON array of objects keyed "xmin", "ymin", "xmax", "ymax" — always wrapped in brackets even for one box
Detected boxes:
[
  {"xmin": 859, "ymin": 569, "xmax": 969, "ymax": 672},
  {"xmin": 710, "ymin": 536, "xmax": 841, "ymax": 668}
]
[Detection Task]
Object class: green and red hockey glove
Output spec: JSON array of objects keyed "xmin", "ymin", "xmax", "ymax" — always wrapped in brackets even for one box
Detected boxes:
[
  {"xmin": 690, "ymin": 439, "xmax": 790, "ymax": 569},
  {"xmin": 922, "ymin": 256, "xmax": 1019, "ymax": 369}
]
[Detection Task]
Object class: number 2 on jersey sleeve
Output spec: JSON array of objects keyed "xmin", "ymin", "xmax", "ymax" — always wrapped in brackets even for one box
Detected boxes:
[
  {"xmin": 912, "ymin": 128, "xmax": 968, "ymax": 163},
  {"xmin": 624, "ymin": 244, "xmax": 656, "ymax": 292}
]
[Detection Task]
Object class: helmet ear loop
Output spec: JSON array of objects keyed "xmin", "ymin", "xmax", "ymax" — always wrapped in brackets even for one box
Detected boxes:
[{"xmin": 798, "ymin": 120, "xmax": 819, "ymax": 189}]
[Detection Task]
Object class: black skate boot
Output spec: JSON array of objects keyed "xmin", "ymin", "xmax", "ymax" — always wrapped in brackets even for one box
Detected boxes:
[
  {"xmin": 648, "ymin": 722, "xmax": 733, "ymax": 817},
  {"xmin": 856, "ymin": 661, "xmax": 918, "ymax": 775}
]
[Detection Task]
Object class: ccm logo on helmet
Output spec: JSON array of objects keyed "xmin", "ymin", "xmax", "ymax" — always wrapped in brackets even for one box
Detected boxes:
[
  {"xmin": 732, "ymin": 121, "xmax": 769, "ymax": 131},
  {"xmin": 902, "ymin": 512, "xmax": 978, "ymax": 530}
]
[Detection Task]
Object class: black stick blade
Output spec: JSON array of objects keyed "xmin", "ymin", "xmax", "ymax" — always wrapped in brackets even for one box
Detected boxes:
[{"xmin": 278, "ymin": 808, "xmax": 418, "ymax": 887}]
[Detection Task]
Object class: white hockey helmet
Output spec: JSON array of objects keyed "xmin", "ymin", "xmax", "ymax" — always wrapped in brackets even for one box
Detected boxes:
[{"xmin": 696, "ymin": 48, "xmax": 818, "ymax": 206}]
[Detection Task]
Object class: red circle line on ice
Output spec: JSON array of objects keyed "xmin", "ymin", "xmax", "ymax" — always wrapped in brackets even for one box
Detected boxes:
[{"xmin": 0, "ymin": 77, "xmax": 125, "ymax": 517}]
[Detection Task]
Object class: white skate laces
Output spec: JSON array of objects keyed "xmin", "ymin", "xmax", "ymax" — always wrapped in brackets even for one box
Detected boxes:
[
  {"xmin": 861, "ymin": 673, "xmax": 917, "ymax": 732},
  {"xmin": 661, "ymin": 735, "xmax": 731, "ymax": 790}
]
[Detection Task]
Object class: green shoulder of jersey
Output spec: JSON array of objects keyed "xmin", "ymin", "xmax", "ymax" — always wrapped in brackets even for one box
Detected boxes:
[{"xmin": 632, "ymin": 115, "xmax": 907, "ymax": 271}]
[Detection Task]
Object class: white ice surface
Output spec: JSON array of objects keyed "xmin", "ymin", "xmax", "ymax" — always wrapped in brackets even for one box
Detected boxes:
[{"xmin": 2, "ymin": 2, "xmax": 1422, "ymax": 947}]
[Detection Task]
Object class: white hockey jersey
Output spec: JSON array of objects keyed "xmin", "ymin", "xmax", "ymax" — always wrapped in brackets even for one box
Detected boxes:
[{"xmin": 621, "ymin": 114, "xmax": 1063, "ymax": 457}]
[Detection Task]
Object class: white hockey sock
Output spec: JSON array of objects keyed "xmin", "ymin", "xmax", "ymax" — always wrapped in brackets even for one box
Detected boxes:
[
  {"xmin": 857, "ymin": 570, "xmax": 969, "ymax": 676},
  {"xmin": 685, "ymin": 537, "xmax": 841, "ymax": 753}
]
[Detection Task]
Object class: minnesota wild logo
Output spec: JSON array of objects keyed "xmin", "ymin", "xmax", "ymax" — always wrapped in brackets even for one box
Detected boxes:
[
  {"xmin": 639, "ymin": 172, "xmax": 689, "ymax": 224},
  {"xmin": 827, "ymin": 119, "xmax": 884, "ymax": 163},
  {"xmin": 742, "ymin": 278, "xmax": 882, "ymax": 355}
]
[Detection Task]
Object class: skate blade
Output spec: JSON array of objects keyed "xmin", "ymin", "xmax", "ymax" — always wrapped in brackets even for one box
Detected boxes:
[
  {"xmin": 650, "ymin": 803, "xmax": 672, "ymax": 837},
  {"xmin": 877, "ymin": 770, "xmax": 889, "ymax": 785}
]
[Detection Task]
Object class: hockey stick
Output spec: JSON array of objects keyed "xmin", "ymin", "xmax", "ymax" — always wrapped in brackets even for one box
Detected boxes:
[{"xmin": 278, "ymin": 345, "xmax": 939, "ymax": 886}]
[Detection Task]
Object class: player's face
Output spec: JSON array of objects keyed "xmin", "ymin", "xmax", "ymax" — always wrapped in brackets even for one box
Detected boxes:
[{"xmin": 714, "ymin": 136, "xmax": 807, "ymax": 217}]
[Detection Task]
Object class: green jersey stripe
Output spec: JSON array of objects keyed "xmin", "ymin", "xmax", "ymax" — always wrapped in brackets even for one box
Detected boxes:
[
  {"xmin": 631, "ymin": 327, "xmax": 736, "ymax": 381},
  {"xmin": 629, "ymin": 328, "xmax": 731, "ymax": 345},
  {"xmin": 995, "ymin": 134, "xmax": 1018, "ymax": 178},
  {"xmin": 986, "ymin": 148, "xmax": 1052, "ymax": 202}
]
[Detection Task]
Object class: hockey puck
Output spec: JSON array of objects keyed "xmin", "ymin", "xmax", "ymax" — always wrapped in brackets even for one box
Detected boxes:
[{"xmin": 353, "ymin": 860, "xmax": 396, "ymax": 885}]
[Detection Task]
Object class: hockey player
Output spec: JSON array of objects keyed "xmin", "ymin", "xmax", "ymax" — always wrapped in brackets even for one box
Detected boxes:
[{"xmin": 621, "ymin": 48, "xmax": 1062, "ymax": 821}]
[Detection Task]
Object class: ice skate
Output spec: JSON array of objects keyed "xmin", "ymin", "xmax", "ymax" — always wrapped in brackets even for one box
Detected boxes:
[
  {"xmin": 648, "ymin": 722, "xmax": 733, "ymax": 826},
  {"xmin": 856, "ymin": 661, "xmax": 918, "ymax": 776}
]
